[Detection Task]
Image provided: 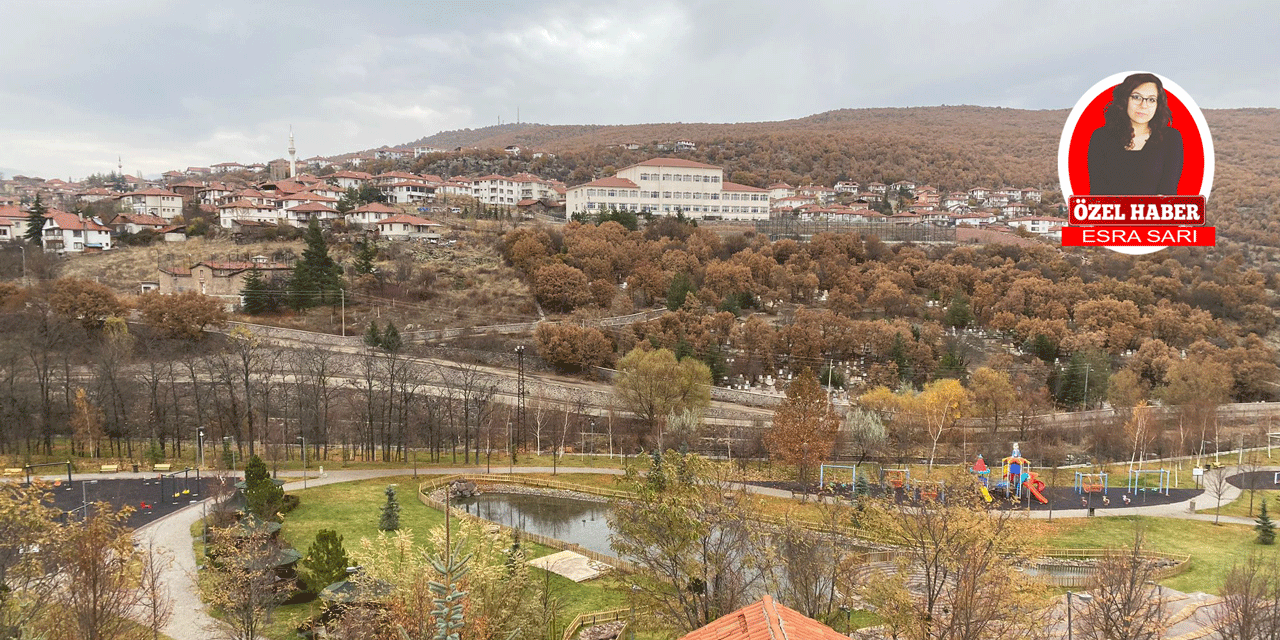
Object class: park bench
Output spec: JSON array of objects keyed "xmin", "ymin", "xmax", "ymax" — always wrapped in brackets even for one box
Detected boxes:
[
  {"xmin": 2, "ymin": 468, "xmax": 23, "ymax": 476},
  {"xmin": 153, "ymin": 464, "xmax": 172, "ymax": 472},
  {"xmin": 99, "ymin": 464, "xmax": 120, "ymax": 473}
]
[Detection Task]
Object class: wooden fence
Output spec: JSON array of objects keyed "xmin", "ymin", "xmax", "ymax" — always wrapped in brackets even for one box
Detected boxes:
[{"xmin": 559, "ymin": 606, "xmax": 642, "ymax": 640}]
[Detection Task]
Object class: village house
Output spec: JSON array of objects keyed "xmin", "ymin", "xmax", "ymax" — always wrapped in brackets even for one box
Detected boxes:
[
  {"xmin": 112, "ymin": 213, "xmax": 168, "ymax": 235},
  {"xmin": 866, "ymin": 181, "xmax": 888, "ymax": 194},
  {"xmin": 346, "ymin": 202, "xmax": 400, "ymax": 228},
  {"xmin": 1008, "ymin": 215, "xmax": 1067, "ymax": 235},
  {"xmin": 328, "ymin": 170, "xmax": 372, "ymax": 190},
  {"xmin": 218, "ymin": 199, "xmax": 281, "ymax": 228},
  {"xmin": 42, "ymin": 212, "xmax": 113, "ymax": 253},
  {"xmin": 1004, "ymin": 201, "xmax": 1032, "ymax": 217},
  {"xmin": 158, "ymin": 256, "xmax": 292, "ymax": 298},
  {"xmin": 212, "ymin": 162, "xmax": 245, "ymax": 173},
  {"xmin": 376, "ymin": 214, "xmax": 442, "ymax": 240},
  {"xmin": 1022, "ymin": 187, "xmax": 1043, "ymax": 202},
  {"xmin": 834, "ymin": 180, "xmax": 860, "ymax": 194},
  {"xmin": 284, "ymin": 201, "xmax": 341, "ymax": 227},
  {"xmin": 968, "ymin": 186, "xmax": 991, "ymax": 201},
  {"xmin": 767, "ymin": 182, "xmax": 795, "ymax": 201}
]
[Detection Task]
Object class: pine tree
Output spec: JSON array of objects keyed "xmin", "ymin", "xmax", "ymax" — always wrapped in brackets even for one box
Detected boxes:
[
  {"xmin": 353, "ymin": 239, "xmax": 377, "ymax": 275},
  {"xmin": 243, "ymin": 454, "xmax": 284, "ymax": 520},
  {"xmin": 1257, "ymin": 498, "xmax": 1276, "ymax": 545},
  {"xmin": 290, "ymin": 218, "xmax": 342, "ymax": 309},
  {"xmin": 364, "ymin": 322, "xmax": 382, "ymax": 348},
  {"xmin": 381, "ymin": 322, "xmax": 402, "ymax": 353},
  {"xmin": 25, "ymin": 194, "xmax": 47, "ymax": 245},
  {"xmin": 299, "ymin": 529, "xmax": 351, "ymax": 594},
  {"xmin": 855, "ymin": 472, "xmax": 870, "ymax": 497},
  {"xmin": 240, "ymin": 268, "xmax": 271, "ymax": 315},
  {"xmin": 379, "ymin": 485, "xmax": 400, "ymax": 531}
]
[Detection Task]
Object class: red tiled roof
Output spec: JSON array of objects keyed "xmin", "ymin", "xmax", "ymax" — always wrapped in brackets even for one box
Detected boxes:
[
  {"xmin": 286, "ymin": 202, "xmax": 338, "ymax": 213},
  {"xmin": 0, "ymin": 218, "xmax": 12, "ymax": 226},
  {"xmin": 117, "ymin": 214, "xmax": 168, "ymax": 226},
  {"xmin": 330, "ymin": 170, "xmax": 372, "ymax": 180},
  {"xmin": 378, "ymin": 214, "xmax": 440, "ymax": 227},
  {"xmin": 516, "ymin": 199, "xmax": 539, "ymax": 206},
  {"xmin": 351, "ymin": 202, "xmax": 400, "ymax": 214},
  {"xmin": 420, "ymin": 174, "xmax": 444, "ymax": 183},
  {"xmin": 219, "ymin": 199, "xmax": 277, "ymax": 210},
  {"xmin": 627, "ymin": 157, "xmax": 720, "ymax": 170},
  {"xmin": 374, "ymin": 171, "xmax": 420, "ymax": 180},
  {"xmin": 47, "ymin": 212, "xmax": 111, "ymax": 231},
  {"xmin": 579, "ymin": 177, "xmax": 638, "ymax": 189},
  {"xmin": 128, "ymin": 188, "xmax": 181, "ymax": 197},
  {"xmin": 284, "ymin": 191, "xmax": 338, "ymax": 202},
  {"xmin": 721, "ymin": 181, "xmax": 767, "ymax": 192},
  {"xmin": 0, "ymin": 205, "xmax": 24, "ymax": 219},
  {"xmin": 676, "ymin": 595, "xmax": 846, "ymax": 640},
  {"xmin": 159, "ymin": 224, "xmax": 186, "ymax": 234}
]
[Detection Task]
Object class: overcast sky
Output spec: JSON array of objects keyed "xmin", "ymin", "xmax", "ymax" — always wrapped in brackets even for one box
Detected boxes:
[{"xmin": 2, "ymin": 0, "xmax": 1276, "ymax": 179}]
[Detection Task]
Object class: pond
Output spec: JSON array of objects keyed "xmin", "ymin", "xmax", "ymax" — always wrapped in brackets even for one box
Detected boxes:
[{"xmin": 454, "ymin": 492, "xmax": 616, "ymax": 557}]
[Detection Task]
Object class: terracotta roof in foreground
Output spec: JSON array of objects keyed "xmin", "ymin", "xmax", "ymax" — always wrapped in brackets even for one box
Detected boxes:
[{"xmin": 677, "ymin": 595, "xmax": 847, "ymax": 640}]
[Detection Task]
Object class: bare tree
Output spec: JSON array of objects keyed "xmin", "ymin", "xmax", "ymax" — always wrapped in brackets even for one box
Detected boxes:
[
  {"xmin": 1076, "ymin": 530, "xmax": 1167, "ymax": 640},
  {"xmin": 756, "ymin": 501, "xmax": 862, "ymax": 622},
  {"xmin": 204, "ymin": 526, "xmax": 290, "ymax": 640},
  {"xmin": 1214, "ymin": 553, "xmax": 1280, "ymax": 640},
  {"xmin": 1240, "ymin": 451, "xmax": 1264, "ymax": 517},
  {"xmin": 1204, "ymin": 466, "xmax": 1233, "ymax": 525},
  {"xmin": 55, "ymin": 507, "xmax": 148, "ymax": 640},
  {"xmin": 136, "ymin": 537, "xmax": 174, "ymax": 640}
]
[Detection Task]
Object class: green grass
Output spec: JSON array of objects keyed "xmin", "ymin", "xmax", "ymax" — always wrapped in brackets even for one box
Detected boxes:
[
  {"xmin": 1038, "ymin": 515, "xmax": 1280, "ymax": 594},
  {"xmin": 1196, "ymin": 488, "xmax": 1280, "ymax": 519}
]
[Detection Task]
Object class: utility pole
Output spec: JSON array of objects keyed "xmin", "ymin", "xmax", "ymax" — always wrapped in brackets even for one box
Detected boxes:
[{"xmin": 515, "ymin": 345, "xmax": 525, "ymax": 464}]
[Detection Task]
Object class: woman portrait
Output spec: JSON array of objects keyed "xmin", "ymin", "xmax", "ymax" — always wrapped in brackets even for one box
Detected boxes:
[{"xmin": 1086, "ymin": 72, "xmax": 1184, "ymax": 195}]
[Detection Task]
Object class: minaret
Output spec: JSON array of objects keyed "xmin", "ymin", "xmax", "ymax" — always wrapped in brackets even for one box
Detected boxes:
[{"xmin": 288, "ymin": 126, "xmax": 297, "ymax": 178}]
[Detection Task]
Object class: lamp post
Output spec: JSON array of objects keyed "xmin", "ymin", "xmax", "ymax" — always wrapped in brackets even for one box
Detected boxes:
[
  {"xmin": 223, "ymin": 437, "xmax": 237, "ymax": 473},
  {"xmin": 197, "ymin": 428, "xmax": 205, "ymax": 469},
  {"xmin": 1066, "ymin": 590, "xmax": 1093, "ymax": 640},
  {"xmin": 297, "ymin": 435, "xmax": 307, "ymax": 489},
  {"xmin": 514, "ymin": 345, "xmax": 525, "ymax": 465}
]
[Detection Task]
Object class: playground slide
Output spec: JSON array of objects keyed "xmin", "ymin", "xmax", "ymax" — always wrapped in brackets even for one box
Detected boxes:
[
  {"xmin": 1027, "ymin": 483, "xmax": 1048, "ymax": 504},
  {"xmin": 980, "ymin": 485, "xmax": 993, "ymax": 503}
]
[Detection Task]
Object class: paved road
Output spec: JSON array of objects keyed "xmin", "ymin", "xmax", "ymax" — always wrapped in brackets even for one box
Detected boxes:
[{"xmin": 105, "ymin": 464, "xmax": 1260, "ymax": 640}]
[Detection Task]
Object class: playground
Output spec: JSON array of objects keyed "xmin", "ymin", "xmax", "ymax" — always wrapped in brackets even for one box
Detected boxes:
[{"xmin": 18, "ymin": 472, "xmax": 226, "ymax": 528}]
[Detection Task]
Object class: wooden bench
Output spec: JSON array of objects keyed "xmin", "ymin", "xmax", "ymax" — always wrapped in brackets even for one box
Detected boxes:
[
  {"xmin": 2, "ymin": 468, "xmax": 23, "ymax": 476},
  {"xmin": 153, "ymin": 464, "xmax": 172, "ymax": 472},
  {"xmin": 99, "ymin": 464, "xmax": 120, "ymax": 473}
]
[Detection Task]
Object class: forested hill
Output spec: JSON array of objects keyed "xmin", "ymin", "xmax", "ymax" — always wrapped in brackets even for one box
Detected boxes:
[{"xmin": 402, "ymin": 106, "xmax": 1280, "ymax": 247}]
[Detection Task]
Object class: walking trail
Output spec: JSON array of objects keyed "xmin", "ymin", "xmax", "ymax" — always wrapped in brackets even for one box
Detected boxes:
[{"xmin": 65, "ymin": 463, "xmax": 1250, "ymax": 640}]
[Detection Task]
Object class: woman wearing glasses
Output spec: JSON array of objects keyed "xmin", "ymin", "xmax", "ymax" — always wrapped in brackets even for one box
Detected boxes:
[{"xmin": 1086, "ymin": 72, "xmax": 1183, "ymax": 194}]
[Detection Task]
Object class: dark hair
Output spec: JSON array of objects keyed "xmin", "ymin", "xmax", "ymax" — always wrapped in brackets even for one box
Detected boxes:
[{"xmin": 1101, "ymin": 73, "xmax": 1172, "ymax": 149}]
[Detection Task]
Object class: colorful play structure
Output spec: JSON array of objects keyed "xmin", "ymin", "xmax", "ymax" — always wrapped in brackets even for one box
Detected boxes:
[
  {"xmin": 1074, "ymin": 471, "xmax": 1109, "ymax": 496},
  {"xmin": 972, "ymin": 443, "xmax": 1048, "ymax": 504}
]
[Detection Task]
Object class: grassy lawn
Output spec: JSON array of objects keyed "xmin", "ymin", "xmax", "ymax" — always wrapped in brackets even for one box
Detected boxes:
[
  {"xmin": 1196, "ymin": 488, "xmax": 1280, "ymax": 519},
  {"xmin": 1034, "ymin": 514, "xmax": 1280, "ymax": 594}
]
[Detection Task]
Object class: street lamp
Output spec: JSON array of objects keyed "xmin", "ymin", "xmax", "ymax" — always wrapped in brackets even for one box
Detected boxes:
[
  {"xmin": 197, "ymin": 428, "xmax": 205, "ymax": 469},
  {"xmin": 223, "ymin": 437, "xmax": 237, "ymax": 473},
  {"xmin": 1066, "ymin": 590, "xmax": 1093, "ymax": 640},
  {"xmin": 297, "ymin": 435, "xmax": 307, "ymax": 489}
]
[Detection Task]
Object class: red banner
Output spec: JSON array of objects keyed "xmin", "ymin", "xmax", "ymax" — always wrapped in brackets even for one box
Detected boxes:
[
  {"xmin": 1062, "ymin": 226, "xmax": 1215, "ymax": 247},
  {"xmin": 1068, "ymin": 195, "xmax": 1207, "ymax": 226}
]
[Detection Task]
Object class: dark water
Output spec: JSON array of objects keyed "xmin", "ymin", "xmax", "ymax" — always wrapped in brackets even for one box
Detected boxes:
[{"xmin": 454, "ymin": 493, "xmax": 616, "ymax": 557}]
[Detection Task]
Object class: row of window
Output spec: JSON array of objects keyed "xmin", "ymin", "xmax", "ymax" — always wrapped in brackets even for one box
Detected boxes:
[
  {"xmin": 636, "ymin": 173, "xmax": 721, "ymax": 183},
  {"xmin": 585, "ymin": 202, "xmax": 764, "ymax": 214},
  {"xmin": 582, "ymin": 189, "xmax": 765, "ymax": 201}
]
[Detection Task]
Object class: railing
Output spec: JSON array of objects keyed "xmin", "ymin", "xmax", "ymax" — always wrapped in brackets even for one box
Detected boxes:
[{"xmin": 559, "ymin": 606, "xmax": 641, "ymax": 640}]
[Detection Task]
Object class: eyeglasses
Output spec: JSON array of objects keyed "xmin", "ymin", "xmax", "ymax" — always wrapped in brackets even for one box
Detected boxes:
[{"xmin": 1129, "ymin": 94, "xmax": 1158, "ymax": 106}]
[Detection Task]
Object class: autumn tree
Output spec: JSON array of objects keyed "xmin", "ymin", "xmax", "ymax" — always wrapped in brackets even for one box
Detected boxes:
[
  {"xmin": 1161, "ymin": 355, "xmax": 1232, "ymax": 457},
  {"xmin": 764, "ymin": 369, "xmax": 842, "ymax": 486},
  {"xmin": 48, "ymin": 277, "xmax": 128, "ymax": 331},
  {"xmin": 70, "ymin": 387, "xmax": 104, "ymax": 458},
  {"xmin": 533, "ymin": 322, "xmax": 614, "ymax": 372},
  {"xmin": 531, "ymin": 263, "xmax": 591, "ymax": 312},
  {"xmin": 609, "ymin": 451, "xmax": 759, "ymax": 631},
  {"xmin": 969, "ymin": 366, "xmax": 1015, "ymax": 435},
  {"xmin": 136, "ymin": 290, "xmax": 228, "ymax": 340},
  {"xmin": 613, "ymin": 347, "xmax": 711, "ymax": 445},
  {"xmin": 204, "ymin": 526, "xmax": 291, "ymax": 640},
  {"xmin": 0, "ymin": 482, "xmax": 64, "ymax": 636},
  {"xmin": 53, "ymin": 507, "xmax": 155, "ymax": 640},
  {"xmin": 918, "ymin": 379, "xmax": 971, "ymax": 470},
  {"xmin": 1215, "ymin": 554, "xmax": 1280, "ymax": 639},
  {"xmin": 859, "ymin": 473, "xmax": 1053, "ymax": 640},
  {"xmin": 843, "ymin": 407, "xmax": 886, "ymax": 471}
]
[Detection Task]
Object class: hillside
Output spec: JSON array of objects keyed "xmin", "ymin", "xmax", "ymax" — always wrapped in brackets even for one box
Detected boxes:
[{"xmin": 404, "ymin": 106, "xmax": 1280, "ymax": 247}]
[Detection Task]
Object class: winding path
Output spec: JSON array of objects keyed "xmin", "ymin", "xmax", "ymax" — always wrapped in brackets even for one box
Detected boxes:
[{"xmin": 113, "ymin": 464, "xmax": 1257, "ymax": 640}]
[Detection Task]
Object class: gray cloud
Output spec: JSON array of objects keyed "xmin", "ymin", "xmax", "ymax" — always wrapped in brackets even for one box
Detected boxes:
[{"xmin": 1, "ymin": 0, "xmax": 1275, "ymax": 178}]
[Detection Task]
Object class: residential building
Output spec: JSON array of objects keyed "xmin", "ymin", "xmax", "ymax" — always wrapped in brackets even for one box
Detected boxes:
[
  {"xmin": 284, "ymin": 202, "xmax": 341, "ymax": 227},
  {"xmin": 968, "ymin": 186, "xmax": 991, "ymax": 201},
  {"xmin": 1007, "ymin": 215, "xmax": 1066, "ymax": 235},
  {"xmin": 217, "ymin": 199, "xmax": 280, "ymax": 228},
  {"xmin": 213, "ymin": 162, "xmax": 245, "ymax": 173},
  {"xmin": 834, "ymin": 180, "xmax": 860, "ymax": 194},
  {"xmin": 374, "ymin": 149, "xmax": 407, "ymax": 160},
  {"xmin": 120, "ymin": 188, "xmax": 183, "ymax": 220},
  {"xmin": 472, "ymin": 174, "xmax": 520, "ymax": 207},
  {"xmin": 42, "ymin": 212, "xmax": 112, "ymax": 253},
  {"xmin": 1022, "ymin": 187, "xmax": 1043, "ymax": 203},
  {"xmin": 329, "ymin": 170, "xmax": 372, "ymax": 190},
  {"xmin": 503, "ymin": 145, "xmax": 521, "ymax": 155},
  {"xmin": 158, "ymin": 256, "xmax": 292, "ymax": 298},
  {"xmin": 376, "ymin": 214, "xmax": 442, "ymax": 240},
  {"xmin": 112, "ymin": 213, "xmax": 168, "ymax": 235},
  {"xmin": 767, "ymin": 182, "xmax": 795, "ymax": 201},
  {"xmin": 413, "ymin": 146, "xmax": 446, "ymax": 157},
  {"xmin": 674, "ymin": 140, "xmax": 696, "ymax": 152},
  {"xmin": 1004, "ymin": 202, "xmax": 1032, "ymax": 217},
  {"xmin": 346, "ymin": 202, "xmax": 400, "ymax": 228},
  {"xmin": 380, "ymin": 181, "xmax": 435, "ymax": 204}
]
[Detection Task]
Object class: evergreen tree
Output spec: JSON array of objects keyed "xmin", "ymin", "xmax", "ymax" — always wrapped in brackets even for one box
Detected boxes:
[
  {"xmin": 1258, "ymin": 498, "xmax": 1276, "ymax": 545},
  {"xmin": 666, "ymin": 272, "xmax": 694, "ymax": 311},
  {"xmin": 381, "ymin": 322, "xmax": 402, "ymax": 353},
  {"xmin": 943, "ymin": 294, "xmax": 974, "ymax": 328},
  {"xmin": 364, "ymin": 322, "xmax": 382, "ymax": 348},
  {"xmin": 379, "ymin": 485, "xmax": 401, "ymax": 531},
  {"xmin": 299, "ymin": 529, "xmax": 351, "ymax": 594},
  {"xmin": 855, "ymin": 472, "xmax": 870, "ymax": 497},
  {"xmin": 289, "ymin": 218, "xmax": 343, "ymax": 309},
  {"xmin": 243, "ymin": 454, "xmax": 285, "ymax": 520},
  {"xmin": 240, "ymin": 268, "xmax": 271, "ymax": 315},
  {"xmin": 24, "ymin": 194, "xmax": 47, "ymax": 245},
  {"xmin": 353, "ymin": 239, "xmax": 377, "ymax": 275}
]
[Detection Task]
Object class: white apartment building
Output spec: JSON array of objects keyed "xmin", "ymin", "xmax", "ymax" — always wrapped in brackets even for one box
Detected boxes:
[
  {"xmin": 1007, "ymin": 216, "xmax": 1066, "ymax": 235},
  {"xmin": 472, "ymin": 175, "xmax": 519, "ymax": 207},
  {"xmin": 43, "ymin": 212, "xmax": 113, "ymax": 252},
  {"xmin": 565, "ymin": 158, "xmax": 770, "ymax": 220},
  {"xmin": 346, "ymin": 202, "xmax": 400, "ymax": 228},
  {"xmin": 120, "ymin": 188, "xmax": 183, "ymax": 220},
  {"xmin": 218, "ymin": 199, "xmax": 280, "ymax": 228},
  {"xmin": 329, "ymin": 171, "xmax": 373, "ymax": 190}
]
